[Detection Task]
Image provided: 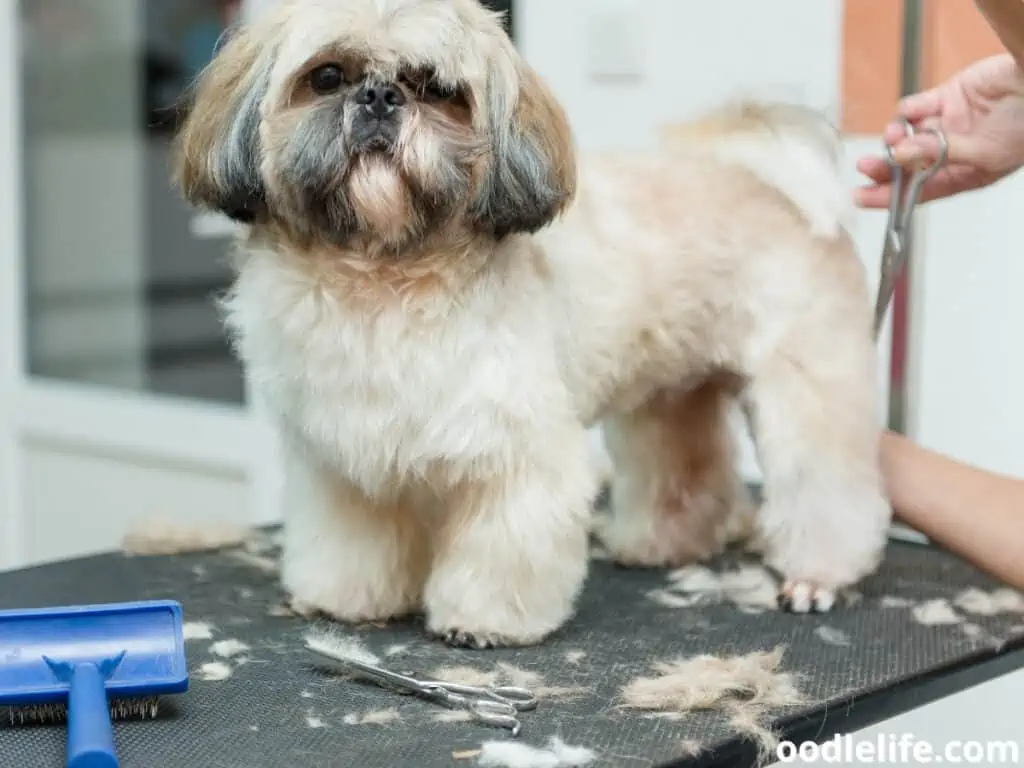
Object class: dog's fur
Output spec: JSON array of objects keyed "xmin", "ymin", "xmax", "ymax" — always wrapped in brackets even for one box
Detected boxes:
[{"xmin": 173, "ymin": 0, "xmax": 891, "ymax": 647}]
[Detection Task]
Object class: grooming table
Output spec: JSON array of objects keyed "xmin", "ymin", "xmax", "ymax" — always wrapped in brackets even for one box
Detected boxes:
[{"xmin": 1, "ymin": 534, "xmax": 1023, "ymax": 768}]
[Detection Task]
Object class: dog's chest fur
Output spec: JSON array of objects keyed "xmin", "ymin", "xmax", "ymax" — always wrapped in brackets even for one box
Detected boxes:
[{"xmin": 225, "ymin": 248, "xmax": 563, "ymax": 498}]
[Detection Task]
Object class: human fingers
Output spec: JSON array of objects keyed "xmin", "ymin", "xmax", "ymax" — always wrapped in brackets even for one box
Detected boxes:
[
  {"xmin": 888, "ymin": 134, "xmax": 942, "ymax": 167},
  {"xmin": 883, "ymin": 120, "xmax": 910, "ymax": 147},
  {"xmin": 892, "ymin": 131, "xmax": 990, "ymax": 173},
  {"xmin": 856, "ymin": 155, "xmax": 893, "ymax": 184},
  {"xmin": 894, "ymin": 87, "xmax": 944, "ymax": 123},
  {"xmin": 914, "ymin": 173, "xmax": 973, "ymax": 204},
  {"xmin": 855, "ymin": 163, "xmax": 973, "ymax": 209},
  {"xmin": 854, "ymin": 183, "xmax": 893, "ymax": 209},
  {"xmin": 855, "ymin": 174, "xmax": 960, "ymax": 209}
]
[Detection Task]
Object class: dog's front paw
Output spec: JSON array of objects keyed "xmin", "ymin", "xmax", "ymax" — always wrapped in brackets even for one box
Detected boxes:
[
  {"xmin": 423, "ymin": 556, "xmax": 584, "ymax": 649},
  {"xmin": 760, "ymin": 490, "xmax": 889, "ymax": 616},
  {"xmin": 777, "ymin": 580, "xmax": 836, "ymax": 614},
  {"xmin": 424, "ymin": 439, "xmax": 592, "ymax": 649},
  {"xmin": 435, "ymin": 628, "xmax": 502, "ymax": 650},
  {"xmin": 424, "ymin": 605, "xmax": 557, "ymax": 649}
]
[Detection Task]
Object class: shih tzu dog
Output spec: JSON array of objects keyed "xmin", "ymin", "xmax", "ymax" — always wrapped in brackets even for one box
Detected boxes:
[{"xmin": 173, "ymin": 0, "xmax": 891, "ymax": 648}]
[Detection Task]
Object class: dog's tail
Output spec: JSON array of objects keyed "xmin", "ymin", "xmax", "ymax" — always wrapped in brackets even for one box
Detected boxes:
[{"xmin": 660, "ymin": 101, "xmax": 852, "ymax": 239}]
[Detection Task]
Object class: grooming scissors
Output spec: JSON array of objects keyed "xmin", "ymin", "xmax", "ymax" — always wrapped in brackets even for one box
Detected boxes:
[
  {"xmin": 873, "ymin": 117, "xmax": 949, "ymax": 339},
  {"xmin": 305, "ymin": 642, "xmax": 538, "ymax": 736}
]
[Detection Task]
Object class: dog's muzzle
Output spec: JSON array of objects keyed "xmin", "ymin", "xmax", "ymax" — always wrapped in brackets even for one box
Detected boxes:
[{"xmin": 350, "ymin": 81, "xmax": 404, "ymax": 152}]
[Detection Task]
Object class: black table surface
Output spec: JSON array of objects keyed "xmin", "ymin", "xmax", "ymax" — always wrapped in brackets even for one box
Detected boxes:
[{"xmin": 1, "ymin": 534, "xmax": 1023, "ymax": 768}]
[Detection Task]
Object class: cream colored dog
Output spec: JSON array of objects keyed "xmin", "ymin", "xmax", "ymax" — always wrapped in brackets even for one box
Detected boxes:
[{"xmin": 173, "ymin": 0, "xmax": 891, "ymax": 648}]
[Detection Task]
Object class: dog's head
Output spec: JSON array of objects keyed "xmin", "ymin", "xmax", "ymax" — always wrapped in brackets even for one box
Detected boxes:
[{"xmin": 172, "ymin": 0, "xmax": 576, "ymax": 250}]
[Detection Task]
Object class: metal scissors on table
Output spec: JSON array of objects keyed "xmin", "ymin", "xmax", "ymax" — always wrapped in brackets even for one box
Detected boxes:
[
  {"xmin": 873, "ymin": 116, "xmax": 949, "ymax": 339},
  {"xmin": 305, "ymin": 641, "xmax": 538, "ymax": 736}
]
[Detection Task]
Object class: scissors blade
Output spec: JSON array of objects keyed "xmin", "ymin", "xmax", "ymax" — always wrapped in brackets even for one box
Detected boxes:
[{"xmin": 874, "ymin": 238, "xmax": 904, "ymax": 337}]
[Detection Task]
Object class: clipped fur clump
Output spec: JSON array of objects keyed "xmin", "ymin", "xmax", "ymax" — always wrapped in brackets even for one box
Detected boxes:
[
  {"xmin": 620, "ymin": 647, "xmax": 802, "ymax": 711},
  {"xmin": 304, "ymin": 628, "xmax": 381, "ymax": 667},
  {"xmin": 953, "ymin": 587, "xmax": 1024, "ymax": 616},
  {"xmin": 620, "ymin": 647, "xmax": 803, "ymax": 761},
  {"xmin": 210, "ymin": 639, "xmax": 251, "ymax": 658},
  {"xmin": 912, "ymin": 599, "xmax": 962, "ymax": 626},
  {"xmin": 183, "ymin": 621, "xmax": 215, "ymax": 641},
  {"xmin": 343, "ymin": 708, "xmax": 402, "ymax": 725},
  {"xmin": 477, "ymin": 737, "xmax": 597, "ymax": 768},
  {"xmin": 198, "ymin": 661, "xmax": 233, "ymax": 682},
  {"xmin": 814, "ymin": 626, "xmax": 851, "ymax": 647},
  {"xmin": 122, "ymin": 519, "xmax": 252, "ymax": 555}
]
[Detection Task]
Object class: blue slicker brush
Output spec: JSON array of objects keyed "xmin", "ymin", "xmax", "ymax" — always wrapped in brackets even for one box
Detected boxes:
[{"xmin": 0, "ymin": 599, "xmax": 189, "ymax": 767}]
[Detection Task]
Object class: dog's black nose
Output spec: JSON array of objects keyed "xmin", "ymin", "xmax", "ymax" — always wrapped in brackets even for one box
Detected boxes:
[{"xmin": 355, "ymin": 82, "xmax": 405, "ymax": 117}]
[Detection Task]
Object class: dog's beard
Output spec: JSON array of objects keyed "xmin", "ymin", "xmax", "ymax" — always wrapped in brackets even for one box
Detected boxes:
[
  {"xmin": 267, "ymin": 103, "xmax": 481, "ymax": 251},
  {"xmin": 347, "ymin": 155, "xmax": 418, "ymax": 247}
]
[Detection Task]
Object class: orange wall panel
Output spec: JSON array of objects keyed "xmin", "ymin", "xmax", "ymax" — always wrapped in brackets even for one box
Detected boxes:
[
  {"xmin": 841, "ymin": 0, "xmax": 904, "ymax": 134},
  {"xmin": 920, "ymin": 0, "xmax": 1004, "ymax": 87}
]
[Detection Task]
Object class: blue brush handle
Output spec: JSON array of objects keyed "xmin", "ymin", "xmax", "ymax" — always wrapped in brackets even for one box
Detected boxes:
[{"xmin": 66, "ymin": 662, "xmax": 118, "ymax": 768}]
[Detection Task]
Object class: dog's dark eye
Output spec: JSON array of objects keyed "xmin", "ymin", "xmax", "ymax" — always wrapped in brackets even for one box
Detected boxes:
[
  {"xmin": 310, "ymin": 64, "xmax": 344, "ymax": 95},
  {"xmin": 423, "ymin": 80, "xmax": 457, "ymax": 102}
]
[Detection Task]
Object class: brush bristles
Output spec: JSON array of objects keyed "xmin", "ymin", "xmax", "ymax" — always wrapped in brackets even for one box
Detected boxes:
[{"xmin": 7, "ymin": 696, "xmax": 161, "ymax": 726}]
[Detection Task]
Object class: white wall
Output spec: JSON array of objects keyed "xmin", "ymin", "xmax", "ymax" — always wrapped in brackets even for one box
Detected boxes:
[
  {"xmin": 22, "ymin": 440, "xmax": 249, "ymax": 566},
  {"xmin": 517, "ymin": 0, "xmax": 843, "ymax": 152},
  {"xmin": 911, "ymin": 176, "xmax": 1024, "ymax": 479}
]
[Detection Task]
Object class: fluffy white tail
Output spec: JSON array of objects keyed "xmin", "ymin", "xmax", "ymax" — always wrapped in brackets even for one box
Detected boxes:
[{"xmin": 661, "ymin": 102, "xmax": 853, "ymax": 239}]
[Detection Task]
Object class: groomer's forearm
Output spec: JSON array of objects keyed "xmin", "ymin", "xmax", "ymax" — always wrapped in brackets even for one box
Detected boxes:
[
  {"xmin": 881, "ymin": 431, "xmax": 1024, "ymax": 590},
  {"xmin": 974, "ymin": 0, "xmax": 1024, "ymax": 69}
]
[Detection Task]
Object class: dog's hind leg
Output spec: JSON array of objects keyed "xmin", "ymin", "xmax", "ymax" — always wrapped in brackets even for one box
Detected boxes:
[
  {"xmin": 744, "ymin": 324, "xmax": 891, "ymax": 613},
  {"xmin": 598, "ymin": 377, "xmax": 754, "ymax": 567}
]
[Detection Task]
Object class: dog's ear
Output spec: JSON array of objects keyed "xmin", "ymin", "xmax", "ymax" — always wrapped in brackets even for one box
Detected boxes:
[
  {"xmin": 472, "ymin": 55, "xmax": 577, "ymax": 238},
  {"xmin": 172, "ymin": 27, "xmax": 269, "ymax": 223}
]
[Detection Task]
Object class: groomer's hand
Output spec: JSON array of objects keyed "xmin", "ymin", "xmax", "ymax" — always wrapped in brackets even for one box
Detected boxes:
[{"xmin": 856, "ymin": 53, "xmax": 1024, "ymax": 208}]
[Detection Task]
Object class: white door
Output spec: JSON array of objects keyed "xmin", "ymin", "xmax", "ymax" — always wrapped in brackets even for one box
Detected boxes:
[{"xmin": 0, "ymin": 0, "xmax": 281, "ymax": 571}]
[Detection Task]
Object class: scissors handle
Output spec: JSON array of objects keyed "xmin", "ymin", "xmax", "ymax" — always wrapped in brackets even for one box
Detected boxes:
[
  {"xmin": 885, "ymin": 117, "xmax": 949, "ymax": 235},
  {"xmin": 874, "ymin": 118, "xmax": 949, "ymax": 338},
  {"xmin": 487, "ymin": 686, "xmax": 539, "ymax": 711},
  {"xmin": 418, "ymin": 685, "xmax": 524, "ymax": 735},
  {"xmin": 465, "ymin": 698, "xmax": 524, "ymax": 736}
]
